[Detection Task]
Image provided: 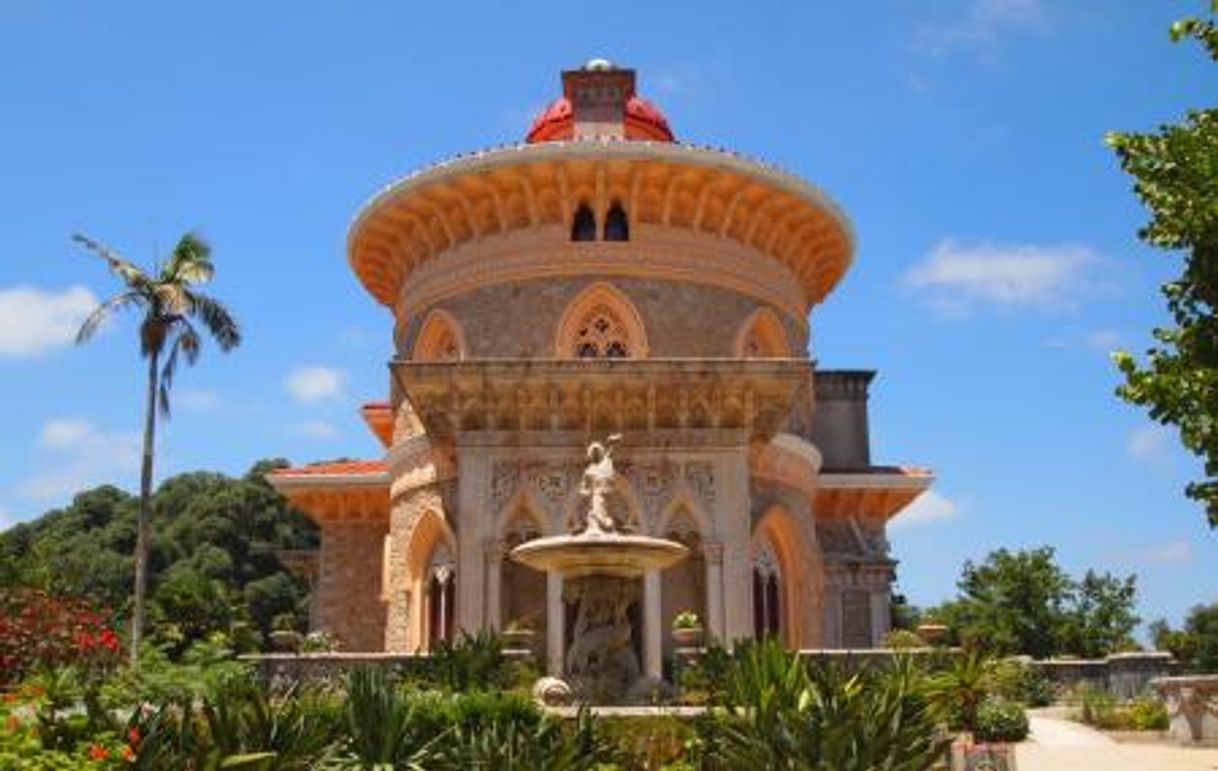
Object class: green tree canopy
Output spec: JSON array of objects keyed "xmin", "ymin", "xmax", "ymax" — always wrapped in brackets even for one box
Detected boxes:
[
  {"xmin": 925, "ymin": 547, "xmax": 1140, "ymax": 658},
  {"xmin": 1108, "ymin": 3, "xmax": 1218, "ymax": 526},
  {"xmin": 1151, "ymin": 602, "xmax": 1218, "ymax": 673},
  {"xmin": 0, "ymin": 459, "xmax": 317, "ymax": 655}
]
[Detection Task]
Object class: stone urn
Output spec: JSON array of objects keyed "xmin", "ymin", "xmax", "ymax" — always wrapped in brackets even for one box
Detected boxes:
[
  {"xmin": 269, "ymin": 629, "xmax": 303, "ymax": 653},
  {"xmin": 672, "ymin": 611, "xmax": 704, "ymax": 648},
  {"xmin": 502, "ymin": 627, "xmax": 536, "ymax": 651},
  {"xmin": 916, "ymin": 623, "xmax": 948, "ymax": 646}
]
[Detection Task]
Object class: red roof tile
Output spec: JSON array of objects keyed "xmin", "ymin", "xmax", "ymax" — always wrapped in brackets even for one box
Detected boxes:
[{"xmin": 271, "ymin": 460, "xmax": 388, "ymax": 477}]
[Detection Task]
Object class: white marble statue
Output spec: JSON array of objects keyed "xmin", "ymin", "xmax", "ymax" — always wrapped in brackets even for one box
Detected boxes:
[{"xmin": 579, "ymin": 434, "xmax": 621, "ymax": 535}]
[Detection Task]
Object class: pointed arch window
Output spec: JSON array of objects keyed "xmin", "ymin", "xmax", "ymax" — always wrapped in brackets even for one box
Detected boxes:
[
  {"xmin": 427, "ymin": 544, "xmax": 456, "ymax": 646},
  {"xmin": 413, "ymin": 310, "xmax": 465, "ymax": 362},
  {"xmin": 573, "ymin": 305, "xmax": 631, "ymax": 359},
  {"xmin": 736, "ymin": 308, "xmax": 791, "ymax": 359},
  {"xmin": 603, "ymin": 201, "xmax": 629, "ymax": 241},
  {"xmin": 571, "ymin": 202, "xmax": 597, "ymax": 241},
  {"xmin": 555, "ymin": 283, "xmax": 649, "ymax": 359},
  {"xmin": 752, "ymin": 539, "xmax": 782, "ymax": 639}
]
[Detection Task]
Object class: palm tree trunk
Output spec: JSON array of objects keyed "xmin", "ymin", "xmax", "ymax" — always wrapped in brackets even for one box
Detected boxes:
[{"xmin": 131, "ymin": 350, "xmax": 159, "ymax": 666}]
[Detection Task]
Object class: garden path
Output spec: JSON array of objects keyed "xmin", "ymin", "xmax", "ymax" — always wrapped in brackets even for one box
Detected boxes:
[{"xmin": 1016, "ymin": 713, "xmax": 1218, "ymax": 770}]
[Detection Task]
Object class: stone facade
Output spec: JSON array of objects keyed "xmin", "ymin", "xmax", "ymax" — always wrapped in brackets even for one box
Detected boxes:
[{"xmin": 268, "ymin": 62, "xmax": 932, "ymax": 671}]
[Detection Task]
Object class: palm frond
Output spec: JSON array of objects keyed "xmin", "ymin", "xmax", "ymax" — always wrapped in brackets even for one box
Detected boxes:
[
  {"xmin": 75, "ymin": 290, "xmax": 144, "ymax": 344},
  {"xmin": 72, "ymin": 233, "xmax": 151, "ymax": 289},
  {"xmin": 159, "ymin": 322, "xmax": 201, "ymax": 416},
  {"xmin": 140, "ymin": 317, "xmax": 169, "ymax": 359},
  {"xmin": 163, "ymin": 232, "xmax": 214, "ymax": 285},
  {"xmin": 186, "ymin": 290, "xmax": 241, "ymax": 351}
]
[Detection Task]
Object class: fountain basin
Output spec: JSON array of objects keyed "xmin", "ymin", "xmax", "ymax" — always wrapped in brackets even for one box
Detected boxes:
[{"xmin": 510, "ymin": 532, "xmax": 688, "ymax": 578}]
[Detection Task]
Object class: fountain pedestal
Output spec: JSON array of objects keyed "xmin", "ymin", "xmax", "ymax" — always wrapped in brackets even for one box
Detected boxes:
[{"xmin": 509, "ymin": 437, "xmax": 689, "ymax": 703}]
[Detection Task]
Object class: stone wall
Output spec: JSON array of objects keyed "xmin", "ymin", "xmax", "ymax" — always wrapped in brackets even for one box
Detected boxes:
[
  {"xmin": 1030, "ymin": 651, "xmax": 1177, "ymax": 699},
  {"xmin": 315, "ymin": 522, "xmax": 389, "ymax": 652},
  {"xmin": 403, "ymin": 276, "xmax": 806, "ymax": 359}
]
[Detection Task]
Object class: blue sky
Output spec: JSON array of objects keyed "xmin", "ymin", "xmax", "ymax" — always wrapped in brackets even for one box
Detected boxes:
[{"xmin": 0, "ymin": 1, "xmax": 1214, "ymax": 631}]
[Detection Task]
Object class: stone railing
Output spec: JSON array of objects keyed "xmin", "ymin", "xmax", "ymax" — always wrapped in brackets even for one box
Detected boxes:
[
  {"xmin": 1030, "ymin": 651, "xmax": 1176, "ymax": 698},
  {"xmin": 1151, "ymin": 675, "xmax": 1218, "ymax": 746},
  {"xmin": 240, "ymin": 650, "xmax": 535, "ymax": 686}
]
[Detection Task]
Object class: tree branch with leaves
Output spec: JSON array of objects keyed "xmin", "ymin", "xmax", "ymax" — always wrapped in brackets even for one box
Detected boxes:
[{"xmin": 1107, "ymin": 2, "xmax": 1218, "ymax": 527}]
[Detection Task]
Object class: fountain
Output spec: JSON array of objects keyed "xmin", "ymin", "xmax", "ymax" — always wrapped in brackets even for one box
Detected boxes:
[{"xmin": 511, "ymin": 435, "xmax": 689, "ymax": 702}]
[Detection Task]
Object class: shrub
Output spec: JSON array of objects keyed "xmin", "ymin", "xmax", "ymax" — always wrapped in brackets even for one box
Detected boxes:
[
  {"xmin": 0, "ymin": 588, "xmax": 122, "ymax": 685},
  {"xmin": 974, "ymin": 699, "xmax": 1029, "ymax": 742},
  {"xmin": 1079, "ymin": 691, "xmax": 1169, "ymax": 731},
  {"xmin": 991, "ymin": 659, "xmax": 1056, "ymax": 707},
  {"xmin": 712, "ymin": 639, "xmax": 950, "ymax": 770},
  {"xmin": 884, "ymin": 629, "xmax": 926, "ymax": 649}
]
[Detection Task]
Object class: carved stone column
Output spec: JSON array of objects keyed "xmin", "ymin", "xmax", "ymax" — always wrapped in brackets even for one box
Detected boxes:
[
  {"xmin": 546, "ymin": 571, "xmax": 565, "ymax": 676},
  {"xmin": 643, "ymin": 569, "xmax": 662, "ymax": 679},
  {"xmin": 484, "ymin": 539, "xmax": 505, "ymax": 629},
  {"xmin": 703, "ymin": 539, "xmax": 725, "ymax": 644}
]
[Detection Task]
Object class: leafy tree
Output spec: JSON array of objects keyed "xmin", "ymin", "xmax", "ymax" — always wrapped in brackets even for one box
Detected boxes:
[
  {"xmin": 940, "ymin": 547, "xmax": 1073, "ymax": 658},
  {"xmin": 1151, "ymin": 602, "xmax": 1218, "ymax": 672},
  {"xmin": 926, "ymin": 547, "xmax": 1140, "ymax": 658},
  {"xmin": 1107, "ymin": 3, "xmax": 1218, "ymax": 526},
  {"xmin": 1060, "ymin": 570, "xmax": 1140, "ymax": 658},
  {"xmin": 73, "ymin": 232, "xmax": 241, "ymax": 661},
  {"xmin": 0, "ymin": 460, "xmax": 316, "ymax": 654}
]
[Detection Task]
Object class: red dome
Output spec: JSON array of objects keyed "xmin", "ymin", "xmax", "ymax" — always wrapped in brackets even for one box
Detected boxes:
[{"xmin": 525, "ymin": 94, "xmax": 674, "ymax": 143}]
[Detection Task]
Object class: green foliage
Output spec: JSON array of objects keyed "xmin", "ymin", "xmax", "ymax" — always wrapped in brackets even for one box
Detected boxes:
[
  {"xmin": 1150, "ymin": 601, "xmax": 1218, "ymax": 672},
  {"xmin": 925, "ymin": 546, "xmax": 1140, "ymax": 658},
  {"xmin": 1107, "ymin": 2, "xmax": 1218, "ymax": 527},
  {"xmin": 1059, "ymin": 571, "xmax": 1140, "ymax": 658},
  {"xmin": 928, "ymin": 651, "xmax": 1001, "ymax": 732},
  {"xmin": 709, "ymin": 639, "xmax": 950, "ymax": 771},
  {"xmin": 989, "ymin": 660, "xmax": 1056, "ymax": 708},
  {"xmin": 884, "ymin": 629, "xmax": 926, "ymax": 650},
  {"xmin": 677, "ymin": 644, "xmax": 733, "ymax": 707},
  {"xmin": 1079, "ymin": 689, "xmax": 1169, "ymax": 731},
  {"xmin": 0, "ymin": 461, "xmax": 318, "ymax": 654},
  {"xmin": 973, "ymin": 699, "xmax": 1029, "ymax": 743},
  {"xmin": 424, "ymin": 631, "xmax": 514, "ymax": 693}
]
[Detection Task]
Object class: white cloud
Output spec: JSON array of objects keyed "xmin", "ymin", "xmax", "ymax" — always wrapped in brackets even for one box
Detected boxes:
[
  {"xmin": 0, "ymin": 285, "xmax": 98, "ymax": 356},
  {"xmin": 1126, "ymin": 425, "xmax": 1173, "ymax": 466},
  {"xmin": 295, "ymin": 420, "xmax": 339, "ymax": 439},
  {"xmin": 1045, "ymin": 328, "xmax": 1126, "ymax": 353},
  {"xmin": 905, "ymin": 240, "xmax": 1102, "ymax": 315},
  {"xmin": 915, "ymin": 0, "xmax": 1043, "ymax": 55},
  {"xmin": 1138, "ymin": 540, "xmax": 1193, "ymax": 566},
  {"xmin": 19, "ymin": 418, "xmax": 140, "ymax": 500},
  {"xmin": 891, "ymin": 490, "xmax": 959, "ymax": 530},
  {"xmin": 39, "ymin": 418, "xmax": 95, "ymax": 449},
  {"xmin": 175, "ymin": 388, "xmax": 219, "ymax": 411},
  {"xmin": 1113, "ymin": 539, "xmax": 1193, "ymax": 567},
  {"xmin": 284, "ymin": 366, "xmax": 346, "ymax": 403}
]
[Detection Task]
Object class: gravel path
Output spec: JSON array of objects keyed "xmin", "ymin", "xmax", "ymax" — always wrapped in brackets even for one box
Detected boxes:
[{"xmin": 1015, "ymin": 714, "xmax": 1218, "ymax": 771}]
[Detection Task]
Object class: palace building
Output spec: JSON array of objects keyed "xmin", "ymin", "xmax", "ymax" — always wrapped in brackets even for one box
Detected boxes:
[{"xmin": 268, "ymin": 60, "xmax": 932, "ymax": 676}]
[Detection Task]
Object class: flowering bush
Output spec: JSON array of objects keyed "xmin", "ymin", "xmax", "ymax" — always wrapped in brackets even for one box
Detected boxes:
[{"xmin": 0, "ymin": 588, "xmax": 123, "ymax": 685}]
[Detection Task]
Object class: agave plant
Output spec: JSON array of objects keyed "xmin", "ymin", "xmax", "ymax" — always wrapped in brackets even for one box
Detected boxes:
[
  {"xmin": 714, "ymin": 640, "xmax": 950, "ymax": 771},
  {"xmin": 331, "ymin": 667, "xmax": 440, "ymax": 770}
]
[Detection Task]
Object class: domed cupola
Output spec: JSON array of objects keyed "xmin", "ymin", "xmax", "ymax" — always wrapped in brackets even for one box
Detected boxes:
[{"xmin": 526, "ymin": 59, "xmax": 674, "ymax": 143}]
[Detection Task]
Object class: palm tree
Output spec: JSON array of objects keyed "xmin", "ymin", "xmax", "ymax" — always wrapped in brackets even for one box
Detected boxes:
[{"xmin": 73, "ymin": 232, "xmax": 240, "ymax": 663}]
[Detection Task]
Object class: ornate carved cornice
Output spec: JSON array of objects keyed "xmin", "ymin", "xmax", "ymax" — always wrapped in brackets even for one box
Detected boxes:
[
  {"xmin": 349, "ymin": 141, "xmax": 853, "ymax": 315},
  {"xmin": 390, "ymin": 358, "xmax": 811, "ymax": 441}
]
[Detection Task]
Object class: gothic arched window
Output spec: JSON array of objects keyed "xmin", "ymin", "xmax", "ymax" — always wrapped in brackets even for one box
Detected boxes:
[
  {"xmin": 571, "ymin": 202, "xmax": 597, "ymax": 241},
  {"xmin": 752, "ymin": 539, "xmax": 782, "ymax": 639},
  {"xmin": 573, "ymin": 305, "xmax": 631, "ymax": 359},
  {"xmin": 427, "ymin": 544, "xmax": 456, "ymax": 646},
  {"xmin": 603, "ymin": 201, "xmax": 629, "ymax": 241}
]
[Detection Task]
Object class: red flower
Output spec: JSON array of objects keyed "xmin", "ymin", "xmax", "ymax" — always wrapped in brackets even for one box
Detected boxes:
[
  {"xmin": 127, "ymin": 726, "xmax": 141, "ymax": 745},
  {"xmin": 88, "ymin": 744, "xmax": 109, "ymax": 760},
  {"xmin": 122, "ymin": 744, "xmax": 135, "ymax": 761}
]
